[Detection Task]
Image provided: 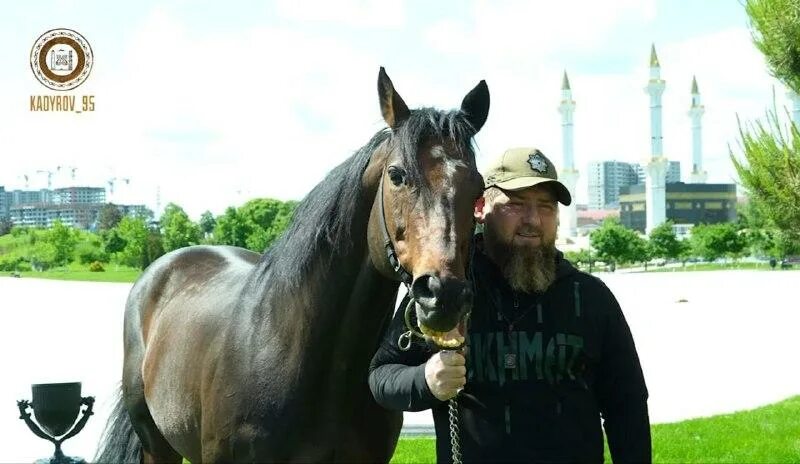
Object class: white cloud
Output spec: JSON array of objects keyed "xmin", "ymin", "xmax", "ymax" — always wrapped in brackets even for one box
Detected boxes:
[{"xmin": 1, "ymin": 2, "xmax": 790, "ymax": 220}]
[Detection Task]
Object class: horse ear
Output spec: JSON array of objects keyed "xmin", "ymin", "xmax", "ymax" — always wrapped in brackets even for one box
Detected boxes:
[
  {"xmin": 460, "ymin": 80, "xmax": 490, "ymax": 133},
  {"xmin": 378, "ymin": 67, "xmax": 410, "ymax": 129}
]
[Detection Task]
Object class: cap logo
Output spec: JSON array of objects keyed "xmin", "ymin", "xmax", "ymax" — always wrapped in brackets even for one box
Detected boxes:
[{"xmin": 527, "ymin": 153, "xmax": 548, "ymax": 174}]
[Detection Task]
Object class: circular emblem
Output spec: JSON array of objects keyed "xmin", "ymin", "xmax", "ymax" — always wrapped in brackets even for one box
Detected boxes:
[{"xmin": 30, "ymin": 29, "xmax": 93, "ymax": 91}]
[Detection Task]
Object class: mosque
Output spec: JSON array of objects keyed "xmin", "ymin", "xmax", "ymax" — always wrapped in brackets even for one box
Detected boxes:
[{"xmin": 557, "ymin": 45, "xmax": 737, "ymax": 240}]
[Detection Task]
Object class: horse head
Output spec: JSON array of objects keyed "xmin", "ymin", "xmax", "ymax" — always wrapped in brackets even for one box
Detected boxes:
[{"xmin": 367, "ymin": 67, "xmax": 489, "ymax": 348}]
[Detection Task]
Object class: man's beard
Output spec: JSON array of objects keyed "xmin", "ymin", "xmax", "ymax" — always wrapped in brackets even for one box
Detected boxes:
[{"xmin": 484, "ymin": 226, "xmax": 557, "ymax": 294}]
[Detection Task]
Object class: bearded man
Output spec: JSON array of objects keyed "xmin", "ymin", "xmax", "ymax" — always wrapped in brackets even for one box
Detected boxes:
[{"xmin": 369, "ymin": 148, "xmax": 651, "ymax": 463}]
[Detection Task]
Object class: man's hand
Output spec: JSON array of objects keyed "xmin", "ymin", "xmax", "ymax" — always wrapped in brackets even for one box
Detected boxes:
[{"xmin": 425, "ymin": 350, "xmax": 466, "ymax": 401}]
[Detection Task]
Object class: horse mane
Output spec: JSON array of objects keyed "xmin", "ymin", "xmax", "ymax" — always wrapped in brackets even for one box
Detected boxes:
[{"xmin": 258, "ymin": 108, "xmax": 479, "ymax": 290}]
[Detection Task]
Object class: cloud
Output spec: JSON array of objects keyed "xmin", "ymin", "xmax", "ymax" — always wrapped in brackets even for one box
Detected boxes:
[{"xmin": 1, "ymin": 2, "xmax": 790, "ymax": 220}]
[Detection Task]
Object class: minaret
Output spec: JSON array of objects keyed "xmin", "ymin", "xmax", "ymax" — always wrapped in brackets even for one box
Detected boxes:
[
  {"xmin": 688, "ymin": 76, "xmax": 707, "ymax": 183},
  {"xmin": 558, "ymin": 70, "xmax": 579, "ymax": 239},
  {"xmin": 644, "ymin": 44, "xmax": 668, "ymax": 234}
]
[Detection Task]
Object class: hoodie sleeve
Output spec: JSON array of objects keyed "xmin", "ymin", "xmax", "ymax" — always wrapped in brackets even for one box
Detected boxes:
[
  {"xmin": 594, "ymin": 282, "xmax": 652, "ymax": 463},
  {"xmin": 368, "ymin": 296, "xmax": 442, "ymax": 412}
]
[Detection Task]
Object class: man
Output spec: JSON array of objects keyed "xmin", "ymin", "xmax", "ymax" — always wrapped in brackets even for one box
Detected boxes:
[{"xmin": 369, "ymin": 147, "xmax": 651, "ymax": 463}]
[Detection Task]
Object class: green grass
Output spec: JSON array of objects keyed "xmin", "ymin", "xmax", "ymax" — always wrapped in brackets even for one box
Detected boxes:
[
  {"xmin": 645, "ymin": 262, "xmax": 788, "ymax": 272},
  {"xmin": 391, "ymin": 396, "xmax": 800, "ymax": 463},
  {"xmin": 2, "ymin": 263, "xmax": 141, "ymax": 283}
]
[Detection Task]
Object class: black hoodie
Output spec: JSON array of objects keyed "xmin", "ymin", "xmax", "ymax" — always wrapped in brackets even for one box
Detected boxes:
[{"xmin": 369, "ymin": 241, "xmax": 651, "ymax": 463}]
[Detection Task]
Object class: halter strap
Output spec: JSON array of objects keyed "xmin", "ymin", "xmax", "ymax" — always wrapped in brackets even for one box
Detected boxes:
[{"xmin": 377, "ymin": 172, "xmax": 414, "ymax": 286}]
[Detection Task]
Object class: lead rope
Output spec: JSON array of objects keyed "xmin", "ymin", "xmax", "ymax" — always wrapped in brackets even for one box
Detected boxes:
[{"xmin": 448, "ymin": 395, "xmax": 462, "ymax": 464}]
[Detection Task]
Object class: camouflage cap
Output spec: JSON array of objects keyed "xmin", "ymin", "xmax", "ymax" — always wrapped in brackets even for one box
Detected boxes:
[{"xmin": 483, "ymin": 147, "xmax": 572, "ymax": 205}]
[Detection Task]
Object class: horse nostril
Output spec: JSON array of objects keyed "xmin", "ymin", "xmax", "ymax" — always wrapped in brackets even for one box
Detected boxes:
[{"xmin": 411, "ymin": 274, "xmax": 442, "ymax": 305}]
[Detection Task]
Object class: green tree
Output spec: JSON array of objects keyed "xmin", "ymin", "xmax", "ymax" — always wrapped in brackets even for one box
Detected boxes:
[
  {"xmin": 160, "ymin": 203, "xmax": 201, "ymax": 252},
  {"xmin": 732, "ymin": 0, "xmax": 800, "ymax": 252},
  {"xmin": 240, "ymin": 198, "xmax": 298, "ymax": 252},
  {"xmin": 145, "ymin": 229, "xmax": 165, "ymax": 268},
  {"xmin": 46, "ymin": 220, "xmax": 78, "ymax": 267},
  {"xmin": 627, "ymin": 234, "xmax": 652, "ymax": 268},
  {"xmin": 0, "ymin": 218, "xmax": 11, "ymax": 236},
  {"xmin": 97, "ymin": 203, "xmax": 124, "ymax": 231},
  {"xmin": 117, "ymin": 216, "xmax": 149, "ymax": 269},
  {"xmin": 589, "ymin": 218, "xmax": 643, "ymax": 268},
  {"xmin": 199, "ymin": 210, "xmax": 216, "ymax": 239},
  {"xmin": 213, "ymin": 199, "xmax": 298, "ymax": 252},
  {"xmin": 648, "ymin": 220, "xmax": 683, "ymax": 261},
  {"xmin": 103, "ymin": 229, "xmax": 127, "ymax": 256},
  {"xmin": 214, "ymin": 207, "xmax": 248, "ymax": 248},
  {"xmin": 690, "ymin": 223, "xmax": 747, "ymax": 262},
  {"xmin": 745, "ymin": 0, "xmax": 800, "ymax": 94}
]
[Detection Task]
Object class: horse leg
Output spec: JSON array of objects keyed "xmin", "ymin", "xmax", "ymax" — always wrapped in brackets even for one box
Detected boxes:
[{"xmin": 123, "ymin": 352, "xmax": 184, "ymax": 464}]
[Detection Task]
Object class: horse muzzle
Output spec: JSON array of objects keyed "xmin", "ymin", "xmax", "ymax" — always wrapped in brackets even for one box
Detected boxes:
[{"xmin": 411, "ymin": 274, "xmax": 473, "ymax": 348}]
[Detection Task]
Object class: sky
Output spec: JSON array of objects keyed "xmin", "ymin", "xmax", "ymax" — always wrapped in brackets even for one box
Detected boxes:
[{"xmin": 0, "ymin": 0, "xmax": 793, "ymax": 220}]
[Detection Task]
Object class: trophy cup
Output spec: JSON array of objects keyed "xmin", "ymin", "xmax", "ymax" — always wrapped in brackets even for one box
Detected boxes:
[{"xmin": 17, "ymin": 382, "xmax": 95, "ymax": 464}]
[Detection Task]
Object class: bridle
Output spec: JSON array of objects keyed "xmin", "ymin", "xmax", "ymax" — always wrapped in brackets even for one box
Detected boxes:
[
  {"xmin": 378, "ymin": 163, "xmax": 476, "ymax": 464},
  {"xmin": 376, "ymin": 166, "xmax": 476, "ymax": 351}
]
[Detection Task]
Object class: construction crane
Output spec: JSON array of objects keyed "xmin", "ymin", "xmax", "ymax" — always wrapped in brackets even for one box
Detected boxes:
[
  {"xmin": 106, "ymin": 177, "xmax": 130, "ymax": 195},
  {"xmin": 35, "ymin": 170, "xmax": 55, "ymax": 189},
  {"xmin": 17, "ymin": 174, "xmax": 30, "ymax": 189},
  {"xmin": 57, "ymin": 165, "xmax": 78, "ymax": 185}
]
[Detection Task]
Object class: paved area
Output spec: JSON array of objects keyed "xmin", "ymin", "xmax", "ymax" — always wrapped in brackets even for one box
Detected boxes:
[{"xmin": 1, "ymin": 270, "xmax": 798, "ymax": 461}]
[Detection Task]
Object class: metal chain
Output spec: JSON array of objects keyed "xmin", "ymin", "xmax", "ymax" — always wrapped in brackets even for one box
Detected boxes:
[{"xmin": 448, "ymin": 397, "xmax": 462, "ymax": 464}]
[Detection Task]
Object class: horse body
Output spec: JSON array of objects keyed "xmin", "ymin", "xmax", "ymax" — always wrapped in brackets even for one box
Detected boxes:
[
  {"xmin": 97, "ymin": 68, "xmax": 489, "ymax": 463},
  {"xmin": 125, "ymin": 175, "xmax": 402, "ymax": 461}
]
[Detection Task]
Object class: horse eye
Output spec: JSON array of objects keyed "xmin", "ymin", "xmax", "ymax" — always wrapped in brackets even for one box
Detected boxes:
[{"xmin": 387, "ymin": 167, "xmax": 406, "ymax": 186}]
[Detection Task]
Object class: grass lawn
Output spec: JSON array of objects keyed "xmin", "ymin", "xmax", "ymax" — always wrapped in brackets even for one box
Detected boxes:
[
  {"xmin": 3, "ymin": 264, "xmax": 141, "ymax": 283},
  {"xmin": 391, "ymin": 395, "xmax": 800, "ymax": 463},
  {"xmin": 645, "ymin": 262, "xmax": 787, "ymax": 272}
]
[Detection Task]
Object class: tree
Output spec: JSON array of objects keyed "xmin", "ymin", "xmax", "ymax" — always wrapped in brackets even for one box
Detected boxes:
[
  {"xmin": 103, "ymin": 228, "xmax": 127, "ymax": 257},
  {"xmin": 239, "ymin": 198, "xmax": 298, "ymax": 252},
  {"xmin": 214, "ymin": 207, "xmax": 248, "ymax": 248},
  {"xmin": 690, "ymin": 223, "xmax": 747, "ymax": 263},
  {"xmin": 199, "ymin": 211, "xmax": 216, "ymax": 239},
  {"xmin": 160, "ymin": 203, "xmax": 201, "ymax": 252},
  {"xmin": 46, "ymin": 220, "xmax": 78, "ymax": 267},
  {"xmin": 732, "ymin": 0, "xmax": 800, "ymax": 252},
  {"xmin": 145, "ymin": 229, "xmax": 165, "ymax": 268},
  {"xmin": 589, "ymin": 218, "xmax": 643, "ymax": 268},
  {"xmin": 97, "ymin": 203, "xmax": 124, "ymax": 231},
  {"xmin": 117, "ymin": 216, "xmax": 149, "ymax": 269},
  {"xmin": 648, "ymin": 221, "xmax": 683, "ymax": 262},
  {"xmin": 213, "ymin": 199, "xmax": 298, "ymax": 252},
  {"xmin": 745, "ymin": 0, "xmax": 800, "ymax": 93},
  {"xmin": 627, "ymin": 234, "xmax": 652, "ymax": 268},
  {"xmin": 0, "ymin": 218, "xmax": 12, "ymax": 236}
]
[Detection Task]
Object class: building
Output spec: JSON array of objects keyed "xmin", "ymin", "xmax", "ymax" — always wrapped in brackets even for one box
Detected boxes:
[
  {"xmin": 0, "ymin": 186, "xmax": 8, "ymax": 221},
  {"xmin": 52, "ymin": 186, "xmax": 105, "ymax": 205},
  {"xmin": 1, "ymin": 185, "xmax": 146, "ymax": 230},
  {"xmin": 588, "ymin": 161, "xmax": 640, "ymax": 209},
  {"xmin": 619, "ymin": 183, "xmax": 737, "ymax": 233},
  {"xmin": 635, "ymin": 161, "xmax": 681, "ymax": 184}
]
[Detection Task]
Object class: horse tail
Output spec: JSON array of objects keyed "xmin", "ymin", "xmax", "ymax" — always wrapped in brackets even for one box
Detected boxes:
[{"xmin": 94, "ymin": 386, "xmax": 142, "ymax": 464}]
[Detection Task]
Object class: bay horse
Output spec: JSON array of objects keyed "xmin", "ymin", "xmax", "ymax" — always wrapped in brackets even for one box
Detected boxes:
[{"xmin": 95, "ymin": 68, "xmax": 489, "ymax": 463}]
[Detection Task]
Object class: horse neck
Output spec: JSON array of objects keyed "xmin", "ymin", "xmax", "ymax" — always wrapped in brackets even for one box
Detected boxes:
[{"xmin": 257, "ymin": 155, "xmax": 399, "ymax": 384}]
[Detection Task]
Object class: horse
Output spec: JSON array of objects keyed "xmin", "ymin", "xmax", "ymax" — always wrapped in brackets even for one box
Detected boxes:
[{"xmin": 95, "ymin": 67, "xmax": 489, "ymax": 463}]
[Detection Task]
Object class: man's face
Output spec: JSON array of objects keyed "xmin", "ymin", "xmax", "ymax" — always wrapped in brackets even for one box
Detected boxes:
[{"xmin": 475, "ymin": 184, "xmax": 559, "ymax": 293}]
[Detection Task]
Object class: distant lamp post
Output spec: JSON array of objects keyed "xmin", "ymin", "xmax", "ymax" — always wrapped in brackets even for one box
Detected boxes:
[{"xmin": 17, "ymin": 382, "xmax": 94, "ymax": 464}]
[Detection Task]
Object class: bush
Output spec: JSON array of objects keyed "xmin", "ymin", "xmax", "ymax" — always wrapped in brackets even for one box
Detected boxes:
[
  {"xmin": 15, "ymin": 262, "xmax": 32, "ymax": 272},
  {"xmin": 0, "ymin": 255, "xmax": 23, "ymax": 271},
  {"xmin": 76, "ymin": 242, "xmax": 109, "ymax": 265},
  {"xmin": 89, "ymin": 261, "xmax": 105, "ymax": 272}
]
